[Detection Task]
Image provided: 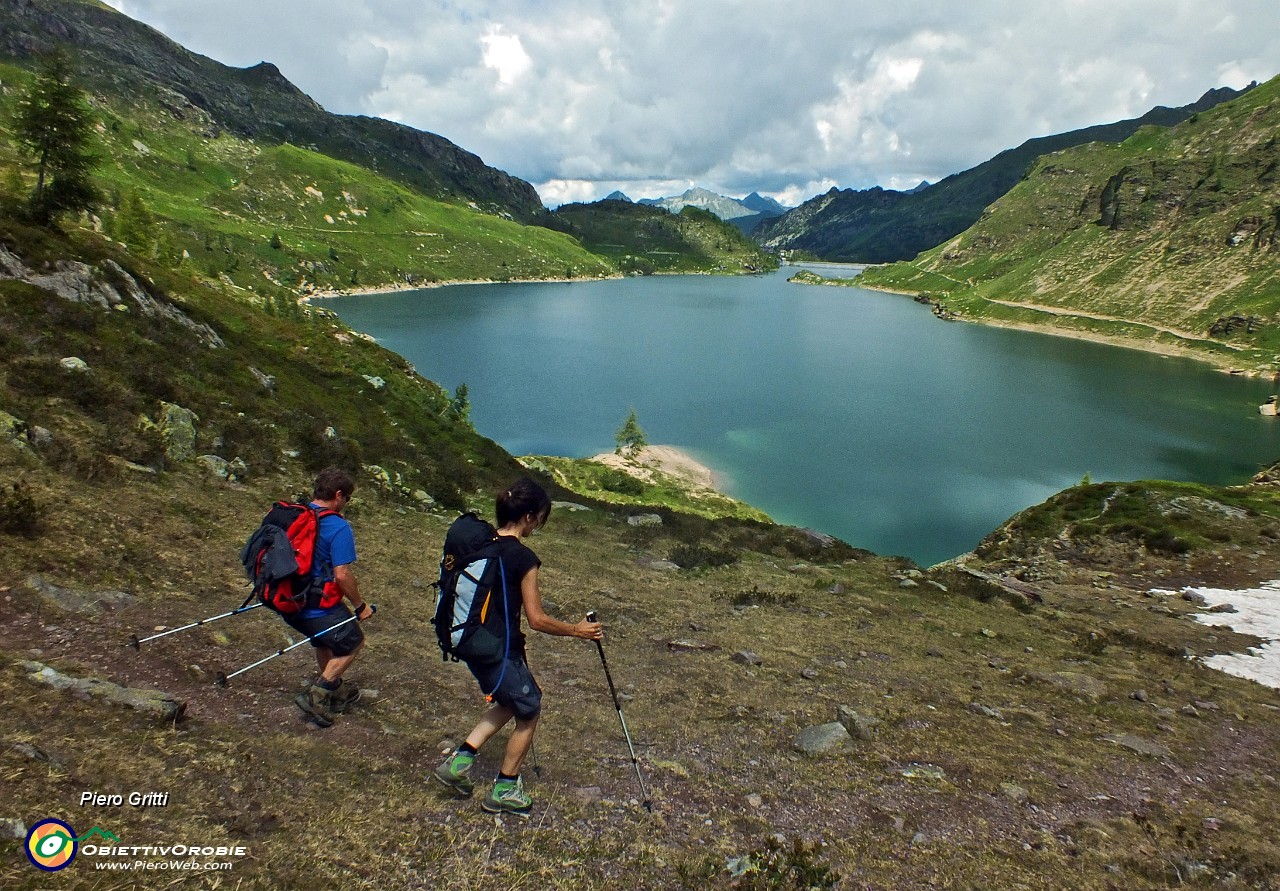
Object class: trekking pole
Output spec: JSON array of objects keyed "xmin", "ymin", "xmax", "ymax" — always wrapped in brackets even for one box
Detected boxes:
[
  {"xmin": 129, "ymin": 599, "xmax": 263, "ymax": 650},
  {"xmin": 586, "ymin": 611, "xmax": 652, "ymax": 812},
  {"xmin": 214, "ymin": 606, "xmax": 375, "ymax": 687}
]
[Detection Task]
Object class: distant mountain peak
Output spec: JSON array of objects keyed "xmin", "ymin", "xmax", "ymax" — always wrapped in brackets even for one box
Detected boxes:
[
  {"xmin": 742, "ymin": 192, "xmax": 789, "ymax": 214},
  {"xmin": 636, "ymin": 187, "xmax": 789, "ymax": 229}
]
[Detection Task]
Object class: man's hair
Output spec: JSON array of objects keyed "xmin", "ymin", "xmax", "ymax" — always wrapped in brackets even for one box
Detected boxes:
[
  {"xmin": 495, "ymin": 477, "xmax": 552, "ymax": 528},
  {"xmin": 313, "ymin": 466, "xmax": 356, "ymax": 501}
]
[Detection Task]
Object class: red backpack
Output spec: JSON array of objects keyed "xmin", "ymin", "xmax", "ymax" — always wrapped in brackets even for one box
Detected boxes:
[{"xmin": 240, "ymin": 502, "xmax": 343, "ymax": 613}]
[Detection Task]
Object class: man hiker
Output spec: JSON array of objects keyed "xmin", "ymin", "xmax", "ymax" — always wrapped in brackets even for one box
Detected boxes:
[
  {"xmin": 289, "ymin": 466, "xmax": 374, "ymax": 727},
  {"xmin": 433, "ymin": 478, "xmax": 603, "ymax": 816}
]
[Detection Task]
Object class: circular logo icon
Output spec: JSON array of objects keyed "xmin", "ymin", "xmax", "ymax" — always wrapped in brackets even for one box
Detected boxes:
[{"xmin": 26, "ymin": 819, "xmax": 77, "ymax": 871}]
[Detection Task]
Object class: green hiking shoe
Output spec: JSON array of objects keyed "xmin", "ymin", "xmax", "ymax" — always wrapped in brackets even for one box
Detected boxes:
[
  {"xmin": 432, "ymin": 750, "xmax": 476, "ymax": 798},
  {"xmin": 482, "ymin": 776, "xmax": 532, "ymax": 817},
  {"xmin": 330, "ymin": 679, "xmax": 361, "ymax": 714},
  {"xmin": 294, "ymin": 682, "xmax": 334, "ymax": 728}
]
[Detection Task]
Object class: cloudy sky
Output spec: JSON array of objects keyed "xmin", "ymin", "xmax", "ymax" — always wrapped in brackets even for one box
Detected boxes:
[{"xmin": 101, "ymin": 1, "xmax": 1278, "ymax": 208}]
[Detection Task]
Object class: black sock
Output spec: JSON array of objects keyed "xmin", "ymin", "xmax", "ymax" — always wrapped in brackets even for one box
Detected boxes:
[
  {"xmin": 497, "ymin": 771, "xmax": 518, "ymax": 781},
  {"xmin": 316, "ymin": 677, "xmax": 340, "ymax": 691},
  {"xmin": 458, "ymin": 742, "xmax": 478, "ymax": 755}
]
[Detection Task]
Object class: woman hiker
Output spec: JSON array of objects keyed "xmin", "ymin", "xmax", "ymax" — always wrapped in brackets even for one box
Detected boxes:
[{"xmin": 433, "ymin": 477, "xmax": 603, "ymax": 816}]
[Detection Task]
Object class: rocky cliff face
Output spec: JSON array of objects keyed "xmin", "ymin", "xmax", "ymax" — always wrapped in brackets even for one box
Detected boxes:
[{"xmin": 0, "ymin": 0, "xmax": 548, "ymax": 222}]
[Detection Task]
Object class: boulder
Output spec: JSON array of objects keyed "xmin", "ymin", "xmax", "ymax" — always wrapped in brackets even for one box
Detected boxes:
[
  {"xmin": 794, "ymin": 722, "xmax": 852, "ymax": 756},
  {"xmin": 249, "ymin": 366, "xmax": 276, "ymax": 390},
  {"xmin": 1022, "ymin": 670, "xmax": 1107, "ymax": 702},
  {"xmin": 0, "ymin": 411, "xmax": 28, "ymax": 449},
  {"xmin": 154, "ymin": 402, "xmax": 199, "ymax": 464},
  {"xmin": 198, "ymin": 455, "xmax": 231, "ymax": 479},
  {"xmin": 21, "ymin": 661, "xmax": 185, "ymax": 722},
  {"xmin": 26, "ymin": 575, "xmax": 133, "ymax": 615},
  {"xmin": 837, "ymin": 705, "xmax": 879, "ymax": 740},
  {"xmin": 1102, "ymin": 734, "xmax": 1171, "ymax": 758}
]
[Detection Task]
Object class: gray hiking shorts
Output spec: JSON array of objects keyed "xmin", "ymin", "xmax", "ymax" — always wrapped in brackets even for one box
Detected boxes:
[
  {"xmin": 282, "ymin": 605, "xmax": 364, "ymax": 657},
  {"xmin": 466, "ymin": 654, "xmax": 542, "ymax": 720}
]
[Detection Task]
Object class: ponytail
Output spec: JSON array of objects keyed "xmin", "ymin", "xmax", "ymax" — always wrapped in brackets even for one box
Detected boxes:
[{"xmin": 496, "ymin": 477, "xmax": 552, "ymax": 528}]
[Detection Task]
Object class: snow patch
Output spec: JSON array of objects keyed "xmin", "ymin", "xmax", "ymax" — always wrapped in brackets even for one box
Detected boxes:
[{"xmin": 1156, "ymin": 580, "xmax": 1280, "ymax": 689}]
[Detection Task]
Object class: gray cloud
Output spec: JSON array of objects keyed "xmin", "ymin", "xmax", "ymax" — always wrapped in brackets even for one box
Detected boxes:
[{"xmin": 104, "ymin": 0, "xmax": 1279, "ymax": 206}]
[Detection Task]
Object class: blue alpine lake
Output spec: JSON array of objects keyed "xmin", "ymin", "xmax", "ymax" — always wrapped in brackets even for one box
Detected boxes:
[{"xmin": 327, "ymin": 268, "xmax": 1280, "ymax": 566}]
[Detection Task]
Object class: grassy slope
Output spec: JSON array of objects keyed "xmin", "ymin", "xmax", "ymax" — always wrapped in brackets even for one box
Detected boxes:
[
  {"xmin": 859, "ymin": 75, "xmax": 1280, "ymax": 374},
  {"xmin": 753, "ymin": 86, "xmax": 1247, "ymax": 265},
  {"xmin": 550, "ymin": 200, "xmax": 779, "ymax": 275},
  {"xmin": 1, "ymin": 55, "xmax": 773, "ymax": 298},
  {"xmin": 0, "ymin": 59, "xmax": 614, "ymax": 297},
  {"xmin": 2, "ymin": 223, "xmax": 1280, "ymax": 889}
]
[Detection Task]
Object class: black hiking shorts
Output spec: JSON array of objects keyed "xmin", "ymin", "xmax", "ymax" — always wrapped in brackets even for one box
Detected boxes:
[
  {"xmin": 467, "ymin": 654, "xmax": 542, "ymax": 720},
  {"xmin": 282, "ymin": 605, "xmax": 364, "ymax": 657}
]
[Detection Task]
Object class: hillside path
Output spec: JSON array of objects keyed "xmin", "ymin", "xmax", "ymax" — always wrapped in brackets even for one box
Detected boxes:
[{"xmin": 981, "ymin": 297, "xmax": 1222, "ymax": 345}]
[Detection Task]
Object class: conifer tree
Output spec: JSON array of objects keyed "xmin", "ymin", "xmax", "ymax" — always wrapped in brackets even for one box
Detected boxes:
[
  {"xmin": 615, "ymin": 408, "xmax": 647, "ymax": 457},
  {"xmin": 11, "ymin": 49, "xmax": 99, "ymax": 225}
]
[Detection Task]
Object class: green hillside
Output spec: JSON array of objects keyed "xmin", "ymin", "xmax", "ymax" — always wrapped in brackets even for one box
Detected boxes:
[
  {"xmin": 0, "ymin": 0, "xmax": 548, "ymax": 222},
  {"xmin": 858, "ymin": 75, "xmax": 1280, "ymax": 373},
  {"xmin": 754, "ymin": 87, "xmax": 1249, "ymax": 264},
  {"xmin": 551, "ymin": 199, "xmax": 778, "ymax": 275},
  {"xmin": 0, "ymin": 1, "xmax": 777, "ymax": 296},
  {"xmin": 0, "ymin": 57, "xmax": 614, "ymax": 298}
]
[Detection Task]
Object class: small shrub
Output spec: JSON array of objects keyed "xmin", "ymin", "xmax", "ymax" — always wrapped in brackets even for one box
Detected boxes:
[
  {"xmin": 0, "ymin": 481, "xmax": 41, "ymax": 538},
  {"xmin": 295, "ymin": 420, "xmax": 363, "ymax": 474},
  {"xmin": 1143, "ymin": 527, "xmax": 1192, "ymax": 554},
  {"xmin": 669, "ymin": 543, "xmax": 740, "ymax": 570},
  {"xmin": 600, "ymin": 468, "xmax": 644, "ymax": 496},
  {"xmin": 729, "ymin": 836, "xmax": 841, "ymax": 890},
  {"xmin": 728, "ymin": 585, "xmax": 797, "ymax": 607},
  {"xmin": 1075, "ymin": 629, "xmax": 1108, "ymax": 656}
]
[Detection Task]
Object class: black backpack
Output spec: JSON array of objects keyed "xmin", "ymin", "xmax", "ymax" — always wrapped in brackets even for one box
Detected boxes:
[
  {"xmin": 240, "ymin": 502, "xmax": 339, "ymax": 613},
  {"xmin": 431, "ymin": 513, "xmax": 511, "ymax": 666}
]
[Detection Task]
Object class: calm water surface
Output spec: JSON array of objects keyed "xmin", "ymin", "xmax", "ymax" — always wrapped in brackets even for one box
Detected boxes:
[{"xmin": 329, "ymin": 269, "xmax": 1279, "ymax": 565}]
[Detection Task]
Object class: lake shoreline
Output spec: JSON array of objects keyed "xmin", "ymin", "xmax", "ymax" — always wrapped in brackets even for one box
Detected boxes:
[
  {"xmin": 854, "ymin": 282, "xmax": 1271, "ymax": 379},
  {"xmin": 319, "ymin": 272, "xmax": 1270, "ymax": 379}
]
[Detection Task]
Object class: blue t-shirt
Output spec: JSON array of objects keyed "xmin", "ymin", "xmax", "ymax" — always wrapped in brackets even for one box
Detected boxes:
[{"xmin": 301, "ymin": 505, "xmax": 356, "ymax": 617}]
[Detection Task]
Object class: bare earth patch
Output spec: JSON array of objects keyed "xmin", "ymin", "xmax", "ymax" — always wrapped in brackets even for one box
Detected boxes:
[{"xmin": 590, "ymin": 445, "xmax": 720, "ymax": 491}]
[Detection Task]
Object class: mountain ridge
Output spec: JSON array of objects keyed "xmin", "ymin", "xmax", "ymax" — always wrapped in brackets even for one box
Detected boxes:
[
  {"xmin": 0, "ymin": 0, "xmax": 548, "ymax": 223},
  {"xmin": 755, "ymin": 84, "xmax": 1255, "ymax": 263},
  {"xmin": 855, "ymin": 74, "xmax": 1280, "ymax": 374}
]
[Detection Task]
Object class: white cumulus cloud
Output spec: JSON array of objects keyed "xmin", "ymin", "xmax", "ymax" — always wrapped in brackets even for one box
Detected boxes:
[{"xmin": 102, "ymin": 0, "xmax": 1280, "ymax": 207}]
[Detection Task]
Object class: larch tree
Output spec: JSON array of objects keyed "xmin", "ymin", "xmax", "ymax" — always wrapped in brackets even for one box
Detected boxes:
[{"xmin": 12, "ymin": 49, "xmax": 100, "ymax": 225}]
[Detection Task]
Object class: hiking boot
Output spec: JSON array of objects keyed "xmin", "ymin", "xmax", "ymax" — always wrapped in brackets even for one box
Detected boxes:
[
  {"xmin": 294, "ymin": 683, "xmax": 334, "ymax": 728},
  {"xmin": 330, "ymin": 679, "xmax": 361, "ymax": 713},
  {"xmin": 432, "ymin": 749, "xmax": 476, "ymax": 798},
  {"xmin": 482, "ymin": 776, "xmax": 532, "ymax": 817}
]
